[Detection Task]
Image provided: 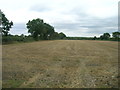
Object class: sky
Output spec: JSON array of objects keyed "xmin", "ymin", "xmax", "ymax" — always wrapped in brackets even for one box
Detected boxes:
[{"xmin": 0, "ymin": 0, "xmax": 119, "ymax": 37}]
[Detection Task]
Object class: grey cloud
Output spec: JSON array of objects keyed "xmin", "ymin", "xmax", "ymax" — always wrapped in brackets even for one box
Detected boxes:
[
  {"xmin": 54, "ymin": 23, "xmax": 81, "ymax": 30},
  {"xmin": 53, "ymin": 14, "xmax": 117, "ymax": 36},
  {"xmin": 30, "ymin": 4, "xmax": 51, "ymax": 12},
  {"xmin": 10, "ymin": 23, "xmax": 28, "ymax": 35},
  {"xmin": 12, "ymin": 23, "xmax": 26, "ymax": 30},
  {"xmin": 86, "ymin": 27, "xmax": 117, "ymax": 34}
]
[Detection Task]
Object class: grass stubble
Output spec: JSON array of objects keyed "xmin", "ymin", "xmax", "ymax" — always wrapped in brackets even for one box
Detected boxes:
[{"xmin": 2, "ymin": 40, "xmax": 119, "ymax": 88}]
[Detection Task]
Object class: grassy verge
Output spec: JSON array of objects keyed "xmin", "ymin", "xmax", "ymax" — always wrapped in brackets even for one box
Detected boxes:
[{"xmin": 3, "ymin": 79, "xmax": 24, "ymax": 88}]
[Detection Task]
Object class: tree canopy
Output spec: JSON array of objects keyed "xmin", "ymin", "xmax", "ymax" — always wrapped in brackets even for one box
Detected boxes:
[
  {"xmin": 59, "ymin": 32, "xmax": 66, "ymax": 39},
  {"xmin": 26, "ymin": 18, "xmax": 55, "ymax": 40},
  {"xmin": 112, "ymin": 32, "xmax": 120, "ymax": 39},
  {"xmin": 100, "ymin": 33, "xmax": 110, "ymax": 40},
  {"xmin": 0, "ymin": 11, "xmax": 13, "ymax": 36}
]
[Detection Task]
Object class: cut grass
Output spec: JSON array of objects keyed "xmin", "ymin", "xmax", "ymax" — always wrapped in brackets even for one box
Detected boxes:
[{"xmin": 2, "ymin": 40, "xmax": 118, "ymax": 88}]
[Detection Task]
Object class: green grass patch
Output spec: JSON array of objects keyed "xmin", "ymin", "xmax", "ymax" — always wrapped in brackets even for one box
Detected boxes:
[{"xmin": 3, "ymin": 79, "xmax": 24, "ymax": 88}]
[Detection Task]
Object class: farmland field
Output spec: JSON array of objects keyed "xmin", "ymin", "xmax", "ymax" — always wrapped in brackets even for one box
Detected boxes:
[{"xmin": 2, "ymin": 40, "xmax": 118, "ymax": 88}]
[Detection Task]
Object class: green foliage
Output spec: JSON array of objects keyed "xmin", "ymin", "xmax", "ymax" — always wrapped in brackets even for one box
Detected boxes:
[
  {"xmin": 59, "ymin": 32, "xmax": 66, "ymax": 39},
  {"xmin": 49, "ymin": 32, "xmax": 66, "ymax": 40},
  {"xmin": 49, "ymin": 32, "xmax": 59, "ymax": 40},
  {"xmin": 112, "ymin": 31, "xmax": 120, "ymax": 41},
  {"xmin": 100, "ymin": 33, "xmax": 110, "ymax": 40},
  {"xmin": 0, "ymin": 11, "xmax": 13, "ymax": 36},
  {"xmin": 66, "ymin": 37, "xmax": 93, "ymax": 40},
  {"xmin": 93, "ymin": 36, "xmax": 97, "ymax": 40},
  {"xmin": 26, "ymin": 18, "xmax": 55, "ymax": 40},
  {"xmin": 3, "ymin": 79, "xmax": 24, "ymax": 88},
  {"xmin": 2, "ymin": 35, "xmax": 34, "ymax": 44},
  {"xmin": 43, "ymin": 23, "xmax": 55, "ymax": 40}
]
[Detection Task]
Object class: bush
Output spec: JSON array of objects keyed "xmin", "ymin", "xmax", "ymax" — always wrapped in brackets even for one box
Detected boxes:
[{"xmin": 2, "ymin": 35, "xmax": 34, "ymax": 44}]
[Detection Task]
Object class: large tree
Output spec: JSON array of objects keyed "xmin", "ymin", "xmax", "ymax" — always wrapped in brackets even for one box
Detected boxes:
[
  {"xmin": 0, "ymin": 11, "xmax": 13, "ymax": 36},
  {"xmin": 26, "ymin": 18, "xmax": 55, "ymax": 40}
]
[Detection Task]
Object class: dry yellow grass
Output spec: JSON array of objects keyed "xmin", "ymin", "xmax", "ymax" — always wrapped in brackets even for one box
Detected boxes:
[{"xmin": 2, "ymin": 40, "xmax": 118, "ymax": 88}]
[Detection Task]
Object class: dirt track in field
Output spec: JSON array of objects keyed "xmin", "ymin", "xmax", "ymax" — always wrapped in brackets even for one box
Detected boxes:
[{"xmin": 2, "ymin": 40, "xmax": 118, "ymax": 88}]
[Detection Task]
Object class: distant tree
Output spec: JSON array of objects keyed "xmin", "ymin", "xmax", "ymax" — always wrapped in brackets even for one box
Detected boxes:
[
  {"xmin": 0, "ymin": 11, "xmax": 13, "ymax": 36},
  {"xmin": 20, "ymin": 34, "xmax": 25, "ymax": 37},
  {"xmin": 93, "ymin": 36, "xmax": 97, "ymax": 40},
  {"xmin": 26, "ymin": 18, "xmax": 55, "ymax": 40},
  {"xmin": 112, "ymin": 32, "xmax": 120, "ymax": 40},
  {"xmin": 100, "ymin": 33, "xmax": 110, "ymax": 40},
  {"xmin": 100, "ymin": 35, "xmax": 104, "ymax": 40},
  {"xmin": 59, "ymin": 32, "xmax": 66, "ymax": 39},
  {"xmin": 103, "ymin": 33, "xmax": 110, "ymax": 39}
]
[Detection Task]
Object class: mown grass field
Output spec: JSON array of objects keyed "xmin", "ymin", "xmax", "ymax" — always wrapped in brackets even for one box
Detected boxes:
[{"xmin": 2, "ymin": 40, "xmax": 118, "ymax": 88}]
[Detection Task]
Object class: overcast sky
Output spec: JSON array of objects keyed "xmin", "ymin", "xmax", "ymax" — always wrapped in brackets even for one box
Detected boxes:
[{"xmin": 0, "ymin": 0, "xmax": 119, "ymax": 37}]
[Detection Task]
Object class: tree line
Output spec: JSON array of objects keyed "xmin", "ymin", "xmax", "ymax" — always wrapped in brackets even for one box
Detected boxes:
[
  {"xmin": 1, "ymin": 11, "xmax": 66, "ymax": 44},
  {"xmin": 93, "ymin": 32, "xmax": 120, "ymax": 41},
  {"xmin": 0, "ymin": 11, "xmax": 120, "ymax": 44}
]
